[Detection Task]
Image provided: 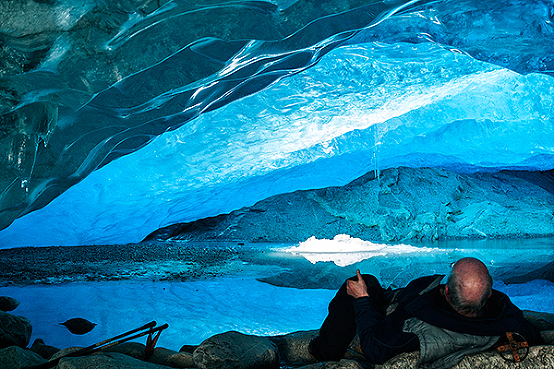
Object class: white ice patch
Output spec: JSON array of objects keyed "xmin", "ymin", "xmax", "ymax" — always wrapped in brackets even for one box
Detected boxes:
[
  {"xmin": 282, "ymin": 234, "xmax": 437, "ymax": 266},
  {"xmin": 35, "ymin": 35, "xmax": 72, "ymax": 73},
  {"xmin": 54, "ymin": 0, "xmax": 96, "ymax": 31}
]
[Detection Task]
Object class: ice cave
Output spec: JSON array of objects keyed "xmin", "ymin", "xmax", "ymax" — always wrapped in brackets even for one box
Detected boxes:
[{"xmin": 1, "ymin": 0, "xmax": 554, "ymax": 367}]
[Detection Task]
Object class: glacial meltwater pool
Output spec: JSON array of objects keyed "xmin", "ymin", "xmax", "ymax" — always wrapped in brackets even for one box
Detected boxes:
[{"xmin": 1, "ymin": 237, "xmax": 554, "ymax": 351}]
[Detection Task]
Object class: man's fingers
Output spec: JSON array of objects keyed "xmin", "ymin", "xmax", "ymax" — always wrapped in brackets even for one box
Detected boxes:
[{"xmin": 348, "ymin": 269, "xmax": 369, "ymax": 298}]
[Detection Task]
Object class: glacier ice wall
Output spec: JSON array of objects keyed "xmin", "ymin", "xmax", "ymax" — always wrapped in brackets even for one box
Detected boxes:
[{"xmin": 0, "ymin": 0, "xmax": 553, "ymax": 247}]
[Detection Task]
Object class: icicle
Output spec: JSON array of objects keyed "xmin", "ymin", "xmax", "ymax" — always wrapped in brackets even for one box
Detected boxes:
[
  {"xmin": 373, "ymin": 150, "xmax": 380, "ymax": 180},
  {"xmin": 21, "ymin": 179, "xmax": 28, "ymax": 193},
  {"xmin": 374, "ymin": 123, "xmax": 382, "ymax": 181}
]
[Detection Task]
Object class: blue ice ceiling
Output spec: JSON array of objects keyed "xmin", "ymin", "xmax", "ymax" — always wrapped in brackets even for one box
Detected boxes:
[{"xmin": 0, "ymin": 0, "xmax": 553, "ymax": 247}]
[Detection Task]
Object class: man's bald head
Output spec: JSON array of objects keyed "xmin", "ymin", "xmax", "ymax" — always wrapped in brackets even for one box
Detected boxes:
[{"xmin": 446, "ymin": 258, "xmax": 493, "ymax": 317}]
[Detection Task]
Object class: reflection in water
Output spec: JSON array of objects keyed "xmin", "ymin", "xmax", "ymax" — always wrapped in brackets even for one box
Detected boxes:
[{"xmin": 0, "ymin": 238, "xmax": 553, "ymax": 351}]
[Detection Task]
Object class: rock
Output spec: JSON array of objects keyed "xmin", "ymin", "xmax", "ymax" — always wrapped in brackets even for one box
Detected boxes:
[
  {"xmin": 193, "ymin": 331, "xmax": 280, "ymax": 369},
  {"xmin": 378, "ymin": 351, "xmax": 419, "ymax": 369},
  {"xmin": 541, "ymin": 330, "xmax": 554, "ymax": 344},
  {"xmin": 50, "ymin": 346, "xmax": 84, "ymax": 362},
  {"xmin": 521, "ymin": 310, "xmax": 554, "ymax": 344},
  {"xmin": 56, "ymin": 352, "xmax": 172, "ymax": 369},
  {"xmin": 378, "ymin": 346, "xmax": 554, "ymax": 368},
  {"xmin": 523, "ymin": 310, "xmax": 554, "ymax": 331},
  {"xmin": 60, "ymin": 317, "xmax": 97, "ymax": 334},
  {"xmin": 50, "ymin": 343, "xmax": 149, "ymax": 363},
  {"xmin": 148, "ymin": 167, "xmax": 554, "ymax": 243},
  {"xmin": 297, "ymin": 359, "xmax": 366, "ymax": 369},
  {"xmin": 104, "ymin": 342, "xmax": 147, "ymax": 361},
  {"xmin": 270, "ymin": 330, "xmax": 365, "ymax": 366},
  {"xmin": 0, "ymin": 345, "xmax": 47, "ymax": 369},
  {"xmin": 0, "ymin": 311, "xmax": 32, "ymax": 349},
  {"xmin": 149, "ymin": 347, "xmax": 195, "ymax": 368},
  {"xmin": 30, "ymin": 338, "xmax": 60, "ymax": 360},
  {"xmin": 179, "ymin": 344, "xmax": 198, "ymax": 354},
  {"xmin": 270, "ymin": 329, "xmax": 318, "ymax": 366},
  {"xmin": 0, "ymin": 297, "xmax": 20, "ymax": 312}
]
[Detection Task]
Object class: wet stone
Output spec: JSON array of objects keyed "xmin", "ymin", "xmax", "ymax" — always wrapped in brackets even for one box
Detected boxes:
[
  {"xmin": 0, "ymin": 296, "xmax": 20, "ymax": 312},
  {"xmin": 193, "ymin": 331, "xmax": 280, "ymax": 369},
  {"xmin": 0, "ymin": 311, "xmax": 32, "ymax": 349},
  {"xmin": 0, "ymin": 345, "xmax": 47, "ymax": 369},
  {"xmin": 30, "ymin": 338, "xmax": 60, "ymax": 360}
]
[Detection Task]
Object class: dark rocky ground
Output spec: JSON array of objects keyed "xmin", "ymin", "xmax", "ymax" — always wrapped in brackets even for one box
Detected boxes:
[
  {"xmin": 0, "ymin": 242, "xmax": 249, "ymax": 286},
  {"xmin": 504, "ymin": 259, "xmax": 554, "ymax": 284}
]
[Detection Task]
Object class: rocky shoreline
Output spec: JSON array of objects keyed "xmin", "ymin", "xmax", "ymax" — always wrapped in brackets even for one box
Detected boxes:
[
  {"xmin": 2, "ymin": 296, "xmax": 554, "ymax": 369},
  {"xmin": 0, "ymin": 242, "xmax": 248, "ymax": 287}
]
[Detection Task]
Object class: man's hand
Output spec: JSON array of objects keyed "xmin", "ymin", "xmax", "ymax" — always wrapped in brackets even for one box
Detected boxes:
[{"xmin": 347, "ymin": 269, "xmax": 369, "ymax": 298}]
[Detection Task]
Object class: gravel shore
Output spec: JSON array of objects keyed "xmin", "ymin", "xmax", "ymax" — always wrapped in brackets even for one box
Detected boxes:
[{"xmin": 0, "ymin": 242, "xmax": 246, "ymax": 286}]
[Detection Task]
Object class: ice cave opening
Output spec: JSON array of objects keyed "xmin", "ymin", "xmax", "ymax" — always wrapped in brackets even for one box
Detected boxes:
[{"xmin": 1, "ymin": 0, "xmax": 554, "ymax": 366}]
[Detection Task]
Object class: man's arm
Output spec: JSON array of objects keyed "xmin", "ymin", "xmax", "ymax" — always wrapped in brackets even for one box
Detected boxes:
[{"xmin": 348, "ymin": 269, "xmax": 419, "ymax": 364}]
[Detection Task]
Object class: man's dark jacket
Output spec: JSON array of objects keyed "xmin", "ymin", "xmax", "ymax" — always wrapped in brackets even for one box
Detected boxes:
[{"xmin": 353, "ymin": 275, "xmax": 542, "ymax": 364}]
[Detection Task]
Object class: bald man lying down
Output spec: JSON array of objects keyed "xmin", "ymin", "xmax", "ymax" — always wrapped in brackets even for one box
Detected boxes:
[{"xmin": 309, "ymin": 258, "xmax": 542, "ymax": 368}]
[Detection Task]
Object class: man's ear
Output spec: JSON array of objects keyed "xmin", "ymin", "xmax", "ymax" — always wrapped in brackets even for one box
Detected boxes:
[{"xmin": 444, "ymin": 285, "xmax": 450, "ymax": 296}]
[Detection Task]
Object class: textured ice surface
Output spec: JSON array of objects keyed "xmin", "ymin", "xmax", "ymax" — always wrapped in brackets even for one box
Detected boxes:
[
  {"xmin": 2, "ymin": 40, "xmax": 553, "ymax": 247},
  {"xmin": 1, "ymin": 0, "xmax": 554, "ymax": 246}
]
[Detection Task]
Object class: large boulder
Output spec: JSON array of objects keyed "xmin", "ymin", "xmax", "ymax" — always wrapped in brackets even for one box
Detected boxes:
[
  {"xmin": 269, "ymin": 329, "xmax": 318, "ymax": 366},
  {"xmin": 148, "ymin": 347, "xmax": 195, "ymax": 368},
  {"xmin": 523, "ymin": 310, "xmax": 554, "ymax": 331},
  {"xmin": 56, "ymin": 352, "xmax": 173, "ymax": 369},
  {"xmin": 193, "ymin": 331, "xmax": 280, "ymax": 369},
  {"xmin": 50, "ymin": 346, "xmax": 84, "ymax": 362},
  {"xmin": 30, "ymin": 338, "xmax": 60, "ymax": 360},
  {"xmin": 104, "ymin": 342, "xmax": 147, "ymax": 361},
  {"xmin": 540, "ymin": 330, "xmax": 554, "ymax": 344},
  {"xmin": 379, "ymin": 346, "xmax": 554, "ymax": 368},
  {"xmin": 521, "ymin": 310, "xmax": 554, "ymax": 345},
  {"xmin": 0, "ymin": 312, "xmax": 32, "ymax": 349},
  {"xmin": 0, "ymin": 297, "xmax": 20, "ymax": 312},
  {"xmin": 0, "ymin": 345, "xmax": 47, "ymax": 369}
]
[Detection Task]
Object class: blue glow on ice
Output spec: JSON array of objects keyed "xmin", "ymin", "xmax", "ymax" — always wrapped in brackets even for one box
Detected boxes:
[
  {"xmin": 2, "ymin": 41, "xmax": 553, "ymax": 247},
  {"xmin": 1, "ymin": 0, "xmax": 553, "ymax": 357}
]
